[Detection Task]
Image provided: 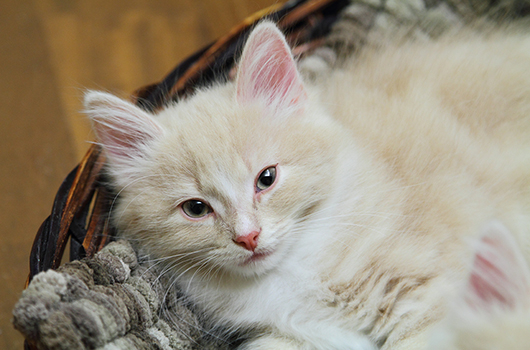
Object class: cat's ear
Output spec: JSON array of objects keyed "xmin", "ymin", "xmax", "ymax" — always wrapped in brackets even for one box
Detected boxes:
[
  {"xmin": 84, "ymin": 91, "xmax": 163, "ymax": 177},
  {"xmin": 235, "ymin": 21, "xmax": 307, "ymax": 113},
  {"xmin": 464, "ymin": 221, "xmax": 530, "ymax": 311}
]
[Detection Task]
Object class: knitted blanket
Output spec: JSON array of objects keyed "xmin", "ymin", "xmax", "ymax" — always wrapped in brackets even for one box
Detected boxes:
[
  {"xmin": 13, "ymin": 0, "xmax": 530, "ymax": 349},
  {"xmin": 13, "ymin": 240, "xmax": 226, "ymax": 350}
]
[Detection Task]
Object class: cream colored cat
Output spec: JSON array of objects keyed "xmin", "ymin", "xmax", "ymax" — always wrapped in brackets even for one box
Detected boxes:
[{"xmin": 84, "ymin": 21, "xmax": 530, "ymax": 349}]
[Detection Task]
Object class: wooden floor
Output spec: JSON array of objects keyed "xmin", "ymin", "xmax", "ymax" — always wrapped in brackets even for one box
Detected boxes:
[{"xmin": 0, "ymin": 0, "xmax": 275, "ymax": 347}]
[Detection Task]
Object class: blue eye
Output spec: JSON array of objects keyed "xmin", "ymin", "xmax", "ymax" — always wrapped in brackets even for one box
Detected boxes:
[
  {"xmin": 256, "ymin": 166, "xmax": 277, "ymax": 191},
  {"xmin": 181, "ymin": 200, "xmax": 212, "ymax": 218}
]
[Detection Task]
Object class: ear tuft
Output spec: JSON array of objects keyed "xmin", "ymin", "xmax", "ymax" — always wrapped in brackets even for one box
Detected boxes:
[
  {"xmin": 235, "ymin": 21, "xmax": 307, "ymax": 112},
  {"xmin": 84, "ymin": 91, "xmax": 163, "ymax": 181}
]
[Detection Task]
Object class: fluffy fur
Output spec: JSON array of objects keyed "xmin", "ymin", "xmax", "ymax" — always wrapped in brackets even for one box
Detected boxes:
[{"xmin": 85, "ymin": 21, "xmax": 530, "ymax": 349}]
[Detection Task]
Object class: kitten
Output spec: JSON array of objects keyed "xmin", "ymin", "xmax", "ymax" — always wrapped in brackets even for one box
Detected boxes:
[
  {"xmin": 84, "ymin": 21, "xmax": 530, "ymax": 349},
  {"xmin": 430, "ymin": 221, "xmax": 530, "ymax": 350}
]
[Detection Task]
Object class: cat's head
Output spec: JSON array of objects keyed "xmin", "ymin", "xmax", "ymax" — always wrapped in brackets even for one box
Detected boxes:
[
  {"xmin": 430, "ymin": 221, "xmax": 530, "ymax": 350},
  {"xmin": 84, "ymin": 22, "xmax": 343, "ymax": 279}
]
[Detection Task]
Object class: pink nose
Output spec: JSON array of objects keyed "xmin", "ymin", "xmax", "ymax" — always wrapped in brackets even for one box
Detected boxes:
[{"xmin": 234, "ymin": 231, "xmax": 260, "ymax": 252}]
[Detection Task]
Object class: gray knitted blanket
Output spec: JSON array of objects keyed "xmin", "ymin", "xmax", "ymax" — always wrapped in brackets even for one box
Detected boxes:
[
  {"xmin": 13, "ymin": 240, "xmax": 228, "ymax": 349},
  {"xmin": 13, "ymin": 0, "xmax": 530, "ymax": 349}
]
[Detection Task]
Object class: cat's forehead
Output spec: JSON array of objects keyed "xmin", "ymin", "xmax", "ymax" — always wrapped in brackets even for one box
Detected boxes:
[
  {"xmin": 159, "ymin": 87, "xmax": 276, "ymax": 152},
  {"xmin": 153, "ymin": 89, "xmax": 277, "ymax": 191}
]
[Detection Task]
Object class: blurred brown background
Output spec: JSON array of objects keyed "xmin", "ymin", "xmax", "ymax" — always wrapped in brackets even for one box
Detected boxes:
[{"xmin": 0, "ymin": 0, "xmax": 275, "ymax": 348}]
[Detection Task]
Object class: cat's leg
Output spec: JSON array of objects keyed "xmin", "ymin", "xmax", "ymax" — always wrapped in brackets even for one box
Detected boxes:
[
  {"xmin": 239, "ymin": 332, "xmax": 377, "ymax": 350},
  {"xmin": 238, "ymin": 334, "xmax": 304, "ymax": 350},
  {"xmin": 385, "ymin": 333, "xmax": 428, "ymax": 350}
]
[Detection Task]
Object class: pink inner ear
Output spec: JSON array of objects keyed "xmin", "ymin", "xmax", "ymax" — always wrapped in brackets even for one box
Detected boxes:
[
  {"xmin": 236, "ymin": 22, "xmax": 306, "ymax": 110},
  {"xmin": 466, "ymin": 225, "xmax": 530, "ymax": 310},
  {"xmin": 94, "ymin": 117, "xmax": 152, "ymax": 161},
  {"xmin": 469, "ymin": 238, "xmax": 513, "ymax": 307},
  {"xmin": 85, "ymin": 91, "xmax": 163, "ymax": 167}
]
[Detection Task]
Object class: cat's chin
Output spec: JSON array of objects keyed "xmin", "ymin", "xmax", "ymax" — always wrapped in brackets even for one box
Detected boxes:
[
  {"xmin": 240, "ymin": 250, "xmax": 274, "ymax": 265},
  {"xmin": 226, "ymin": 249, "xmax": 281, "ymax": 278}
]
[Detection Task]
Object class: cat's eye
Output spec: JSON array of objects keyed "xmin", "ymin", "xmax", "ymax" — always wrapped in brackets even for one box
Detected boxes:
[
  {"xmin": 181, "ymin": 200, "xmax": 212, "ymax": 219},
  {"xmin": 256, "ymin": 166, "xmax": 277, "ymax": 191}
]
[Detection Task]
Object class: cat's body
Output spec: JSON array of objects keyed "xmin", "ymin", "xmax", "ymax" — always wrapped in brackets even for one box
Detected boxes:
[{"xmin": 85, "ymin": 22, "xmax": 530, "ymax": 349}]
